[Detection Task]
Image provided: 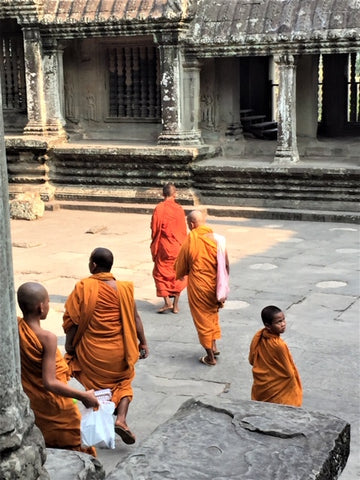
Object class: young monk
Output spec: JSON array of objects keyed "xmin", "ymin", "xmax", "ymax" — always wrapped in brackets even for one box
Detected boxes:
[
  {"xmin": 17, "ymin": 282, "xmax": 99, "ymax": 455},
  {"xmin": 249, "ymin": 305, "xmax": 302, "ymax": 407}
]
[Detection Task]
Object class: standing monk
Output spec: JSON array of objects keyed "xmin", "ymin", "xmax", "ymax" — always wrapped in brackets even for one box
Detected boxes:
[
  {"xmin": 175, "ymin": 210, "xmax": 229, "ymax": 366},
  {"xmin": 63, "ymin": 247, "xmax": 149, "ymax": 445},
  {"xmin": 17, "ymin": 282, "xmax": 98, "ymax": 455},
  {"xmin": 150, "ymin": 182, "xmax": 187, "ymax": 314}
]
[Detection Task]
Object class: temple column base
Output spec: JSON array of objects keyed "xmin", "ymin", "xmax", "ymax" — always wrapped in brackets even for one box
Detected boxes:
[
  {"xmin": 158, "ymin": 130, "xmax": 203, "ymax": 146},
  {"xmin": 273, "ymin": 147, "xmax": 299, "ymax": 164}
]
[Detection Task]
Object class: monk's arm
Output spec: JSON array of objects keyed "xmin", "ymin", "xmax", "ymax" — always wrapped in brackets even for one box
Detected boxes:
[
  {"xmin": 225, "ymin": 249, "xmax": 230, "ymax": 274},
  {"xmin": 64, "ymin": 323, "xmax": 77, "ymax": 355},
  {"xmin": 134, "ymin": 304, "xmax": 149, "ymax": 358},
  {"xmin": 174, "ymin": 242, "xmax": 189, "ymax": 280},
  {"xmin": 40, "ymin": 329, "xmax": 99, "ymax": 408}
]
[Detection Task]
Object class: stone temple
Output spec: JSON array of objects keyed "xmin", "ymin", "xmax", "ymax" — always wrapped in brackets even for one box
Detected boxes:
[{"xmin": 0, "ymin": 0, "xmax": 359, "ymax": 220}]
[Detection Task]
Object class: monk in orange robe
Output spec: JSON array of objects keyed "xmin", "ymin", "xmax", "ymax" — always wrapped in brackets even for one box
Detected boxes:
[
  {"xmin": 151, "ymin": 182, "xmax": 187, "ymax": 313},
  {"xmin": 17, "ymin": 282, "xmax": 98, "ymax": 455},
  {"xmin": 249, "ymin": 305, "xmax": 303, "ymax": 407},
  {"xmin": 175, "ymin": 210, "xmax": 229, "ymax": 366},
  {"xmin": 63, "ymin": 247, "xmax": 149, "ymax": 445}
]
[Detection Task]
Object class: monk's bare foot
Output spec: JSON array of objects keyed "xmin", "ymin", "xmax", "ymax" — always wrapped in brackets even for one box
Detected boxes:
[
  {"xmin": 172, "ymin": 307, "xmax": 179, "ymax": 314},
  {"xmin": 157, "ymin": 305, "xmax": 172, "ymax": 314}
]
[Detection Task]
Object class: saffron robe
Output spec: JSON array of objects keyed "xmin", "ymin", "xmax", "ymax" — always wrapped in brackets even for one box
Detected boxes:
[
  {"xmin": 175, "ymin": 225, "xmax": 221, "ymax": 349},
  {"xmin": 18, "ymin": 317, "xmax": 95, "ymax": 455},
  {"xmin": 63, "ymin": 274, "xmax": 139, "ymax": 408},
  {"xmin": 150, "ymin": 197, "xmax": 187, "ymax": 297},
  {"xmin": 249, "ymin": 328, "xmax": 303, "ymax": 407}
]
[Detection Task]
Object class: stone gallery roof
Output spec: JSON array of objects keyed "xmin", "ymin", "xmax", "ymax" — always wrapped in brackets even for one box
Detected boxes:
[
  {"xmin": 41, "ymin": 0, "xmax": 192, "ymax": 24},
  {"xmin": 186, "ymin": 0, "xmax": 360, "ymax": 54}
]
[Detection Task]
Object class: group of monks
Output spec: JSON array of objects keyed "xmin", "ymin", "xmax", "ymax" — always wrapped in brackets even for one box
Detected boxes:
[{"xmin": 16, "ymin": 181, "xmax": 302, "ymax": 458}]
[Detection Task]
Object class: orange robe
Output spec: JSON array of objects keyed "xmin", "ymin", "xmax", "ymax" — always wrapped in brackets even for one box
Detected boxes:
[
  {"xmin": 17, "ymin": 317, "xmax": 95, "ymax": 455},
  {"xmin": 175, "ymin": 225, "xmax": 221, "ymax": 349},
  {"xmin": 150, "ymin": 197, "xmax": 187, "ymax": 297},
  {"xmin": 249, "ymin": 328, "xmax": 303, "ymax": 407},
  {"xmin": 63, "ymin": 273, "xmax": 139, "ymax": 408}
]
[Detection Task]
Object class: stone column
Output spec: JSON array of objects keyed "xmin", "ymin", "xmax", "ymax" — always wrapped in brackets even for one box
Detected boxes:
[
  {"xmin": 157, "ymin": 35, "xmax": 202, "ymax": 146},
  {"xmin": 22, "ymin": 27, "xmax": 47, "ymax": 136},
  {"xmin": 181, "ymin": 56, "xmax": 203, "ymax": 144},
  {"xmin": 42, "ymin": 39, "xmax": 67, "ymax": 139},
  {"xmin": 0, "ymin": 80, "xmax": 49, "ymax": 478},
  {"xmin": 274, "ymin": 54, "xmax": 299, "ymax": 163}
]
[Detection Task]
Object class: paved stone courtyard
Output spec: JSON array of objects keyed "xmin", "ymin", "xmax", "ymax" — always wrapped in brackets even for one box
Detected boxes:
[{"xmin": 10, "ymin": 209, "xmax": 359, "ymax": 479}]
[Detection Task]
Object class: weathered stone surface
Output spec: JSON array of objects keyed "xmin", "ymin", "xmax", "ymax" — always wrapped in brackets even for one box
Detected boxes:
[
  {"xmin": 10, "ymin": 192, "xmax": 45, "ymax": 220},
  {"xmin": 106, "ymin": 397, "xmax": 350, "ymax": 480},
  {"xmin": 45, "ymin": 449, "xmax": 105, "ymax": 480}
]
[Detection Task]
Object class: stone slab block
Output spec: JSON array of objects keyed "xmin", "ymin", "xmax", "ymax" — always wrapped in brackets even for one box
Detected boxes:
[
  {"xmin": 106, "ymin": 396, "xmax": 350, "ymax": 480},
  {"xmin": 45, "ymin": 448, "xmax": 105, "ymax": 480}
]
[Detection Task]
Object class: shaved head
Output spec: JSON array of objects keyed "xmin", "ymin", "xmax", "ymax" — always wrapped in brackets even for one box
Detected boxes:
[
  {"xmin": 90, "ymin": 247, "xmax": 113, "ymax": 271},
  {"xmin": 17, "ymin": 282, "xmax": 48, "ymax": 315},
  {"xmin": 187, "ymin": 210, "xmax": 205, "ymax": 230},
  {"xmin": 162, "ymin": 182, "xmax": 176, "ymax": 198}
]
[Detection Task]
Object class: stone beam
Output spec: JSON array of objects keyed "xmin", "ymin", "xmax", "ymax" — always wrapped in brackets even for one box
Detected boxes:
[{"xmin": 0, "ymin": 77, "xmax": 49, "ymax": 479}]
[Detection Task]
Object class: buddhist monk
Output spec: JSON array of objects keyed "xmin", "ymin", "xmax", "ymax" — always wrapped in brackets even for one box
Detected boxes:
[
  {"xmin": 150, "ymin": 182, "xmax": 187, "ymax": 313},
  {"xmin": 63, "ymin": 247, "xmax": 149, "ymax": 445},
  {"xmin": 249, "ymin": 305, "xmax": 303, "ymax": 407},
  {"xmin": 175, "ymin": 210, "xmax": 229, "ymax": 366},
  {"xmin": 17, "ymin": 282, "xmax": 98, "ymax": 455}
]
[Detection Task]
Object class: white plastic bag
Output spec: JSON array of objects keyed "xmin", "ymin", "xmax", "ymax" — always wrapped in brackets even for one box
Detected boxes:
[{"xmin": 81, "ymin": 401, "xmax": 115, "ymax": 449}]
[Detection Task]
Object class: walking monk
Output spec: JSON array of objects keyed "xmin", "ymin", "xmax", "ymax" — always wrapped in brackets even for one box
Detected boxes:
[
  {"xmin": 150, "ymin": 182, "xmax": 187, "ymax": 313},
  {"xmin": 17, "ymin": 282, "xmax": 98, "ymax": 455},
  {"xmin": 175, "ymin": 210, "xmax": 229, "ymax": 366},
  {"xmin": 249, "ymin": 305, "xmax": 302, "ymax": 407},
  {"xmin": 63, "ymin": 247, "xmax": 149, "ymax": 445}
]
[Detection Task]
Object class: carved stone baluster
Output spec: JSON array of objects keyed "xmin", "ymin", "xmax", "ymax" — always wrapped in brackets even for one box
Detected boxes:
[
  {"xmin": 132, "ymin": 46, "xmax": 140, "ymax": 117},
  {"xmin": 125, "ymin": 46, "xmax": 133, "ymax": 117}
]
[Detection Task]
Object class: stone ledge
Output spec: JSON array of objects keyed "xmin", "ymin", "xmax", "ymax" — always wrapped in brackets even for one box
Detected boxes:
[{"xmin": 106, "ymin": 396, "xmax": 350, "ymax": 480}]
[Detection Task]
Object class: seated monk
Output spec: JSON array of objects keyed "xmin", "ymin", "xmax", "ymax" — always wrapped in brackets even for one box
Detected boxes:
[{"xmin": 17, "ymin": 282, "xmax": 99, "ymax": 455}]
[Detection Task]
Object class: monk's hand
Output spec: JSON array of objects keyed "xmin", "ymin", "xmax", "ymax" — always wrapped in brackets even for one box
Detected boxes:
[
  {"xmin": 139, "ymin": 344, "xmax": 149, "ymax": 359},
  {"xmin": 81, "ymin": 390, "xmax": 99, "ymax": 409}
]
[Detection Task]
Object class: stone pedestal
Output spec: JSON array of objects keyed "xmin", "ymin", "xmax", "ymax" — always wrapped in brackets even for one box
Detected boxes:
[
  {"xmin": 0, "ymin": 78, "xmax": 49, "ymax": 479},
  {"xmin": 274, "ymin": 54, "xmax": 299, "ymax": 163}
]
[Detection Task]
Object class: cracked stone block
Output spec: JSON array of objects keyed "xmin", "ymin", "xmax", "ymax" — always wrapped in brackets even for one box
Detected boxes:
[
  {"xmin": 45, "ymin": 449, "xmax": 105, "ymax": 480},
  {"xmin": 106, "ymin": 396, "xmax": 350, "ymax": 480},
  {"xmin": 10, "ymin": 192, "xmax": 45, "ymax": 220}
]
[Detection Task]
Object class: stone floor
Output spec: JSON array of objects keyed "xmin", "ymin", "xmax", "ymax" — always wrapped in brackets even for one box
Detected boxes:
[{"xmin": 10, "ymin": 209, "xmax": 360, "ymax": 479}]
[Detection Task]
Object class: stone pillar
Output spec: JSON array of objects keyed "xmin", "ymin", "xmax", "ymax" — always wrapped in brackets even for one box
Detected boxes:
[
  {"xmin": 274, "ymin": 54, "xmax": 299, "ymax": 163},
  {"xmin": 22, "ymin": 27, "xmax": 47, "ymax": 136},
  {"xmin": 157, "ymin": 35, "xmax": 202, "ymax": 146},
  {"xmin": 296, "ymin": 55, "xmax": 319, "ymax": 138},
  {"xmin": 182, "ymin": 56, "xmax": 203, "ymax": 144},
  {"xmin": 0, "ymin": 80, "xmax": 49, "ymax": 478},
  {"xmin": 42, "ymin": 39, "xmax": 67, "ymax": 139}
]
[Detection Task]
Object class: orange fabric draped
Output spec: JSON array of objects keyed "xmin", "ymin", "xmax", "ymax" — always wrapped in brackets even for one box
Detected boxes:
[
  {"xmin": 17, "ymin": 317, "xmax": 95, "ymax": 455},
  {"xmin": 175, "ymin": 225, "xmax": 220, "ymax": 349},
  {"xmin": 249, "ymin": 328, "xmax": 303, "ymax": 407},
  {"xmin": 63, "ymin": 273, "xmax": 139, "ymax": 407},
  {"xmin": 150, "ymin": 197, "xmax": 187, "ymax": 297}
]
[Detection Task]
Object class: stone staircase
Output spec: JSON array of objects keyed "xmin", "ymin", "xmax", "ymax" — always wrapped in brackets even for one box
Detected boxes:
[{"xmin": 240, "ymin": 109, "xmax": 278, "ymax": 140}]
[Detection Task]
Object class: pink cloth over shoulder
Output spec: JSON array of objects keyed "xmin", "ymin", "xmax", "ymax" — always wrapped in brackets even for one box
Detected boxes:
[{"xmin": 213, "ymin": 233, "xmax": 229, "ymax": 303}]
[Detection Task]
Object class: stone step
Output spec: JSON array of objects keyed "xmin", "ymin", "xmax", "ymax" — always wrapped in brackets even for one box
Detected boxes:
[{"xmin": 45, "ymin": 199, "xmax": 360, "ymax": 224}]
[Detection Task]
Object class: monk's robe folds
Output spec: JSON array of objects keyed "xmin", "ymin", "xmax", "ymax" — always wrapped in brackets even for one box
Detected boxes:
[
  {"xmin": 175, "ymin": 225, "xmax": 220, "ymax": 349},
  {"xmin": 249, "ymin": 328, "xmax": 303, "ymax": 407},
  {"xmin": 151, "ymin": 198, "xmax": 187, "ymax": 297},
  {"xmin": 18, "ymin": 317, "xmax": 95, "ymax": 455},
  {"xmin": 63, "ymin": 274, "xmax": 139, "ymax": 408}
]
